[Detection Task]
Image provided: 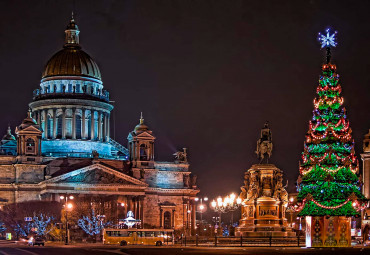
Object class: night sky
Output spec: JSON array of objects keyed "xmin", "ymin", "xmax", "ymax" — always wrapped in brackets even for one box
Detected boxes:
[{"xmin": 1, "ymin": 1, "xmax": 370, "ymax": 206}]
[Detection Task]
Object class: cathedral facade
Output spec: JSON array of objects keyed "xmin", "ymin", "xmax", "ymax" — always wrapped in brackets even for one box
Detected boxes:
[{"xmin": 0, "ymin": 17, "xmax": 198, "ymax": 233}]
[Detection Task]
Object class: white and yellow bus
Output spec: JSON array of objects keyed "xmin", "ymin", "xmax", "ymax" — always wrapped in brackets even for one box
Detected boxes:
[{"xmin": 103, "ymin": 229, "xmax": 174, "ymax": 246}]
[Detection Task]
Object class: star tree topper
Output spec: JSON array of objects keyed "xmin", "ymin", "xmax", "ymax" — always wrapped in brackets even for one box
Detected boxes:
[
  {"xmin": 318, "ymin": 28, "xmax": 338, "ymax": 63},
  {"xmin": 318, "ymin": 28, "xmax": 338, "ymax": 48}
]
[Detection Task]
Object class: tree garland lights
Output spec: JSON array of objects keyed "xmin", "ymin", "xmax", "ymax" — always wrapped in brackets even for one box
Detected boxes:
[
  {"xmin": 296, "ymin": 29, "xmax": 367, "ymax": 217},
  {"xmin": 294, "ymin": 194, "xmax": 367, "ymax": 214},
  {"xmin": 300, "ymin": 165, "xmax": 357, "ymax": 175}
]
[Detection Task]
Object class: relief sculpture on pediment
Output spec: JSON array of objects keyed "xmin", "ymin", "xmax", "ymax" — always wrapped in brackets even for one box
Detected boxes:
[{"xmin": 58, "ymin": 168, "xmax": 132, "ymax": 185}]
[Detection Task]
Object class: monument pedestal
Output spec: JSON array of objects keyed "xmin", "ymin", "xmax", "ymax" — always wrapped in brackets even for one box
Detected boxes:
[
  {"xmin": 305, "ymin": 216, "xmax": 351, "ymax": 247},
  {"xmin": 236, "ymin": 164, "xmax": 295, "ymax": 237}
]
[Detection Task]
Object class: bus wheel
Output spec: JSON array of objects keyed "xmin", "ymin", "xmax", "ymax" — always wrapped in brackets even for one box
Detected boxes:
[
  {"xmin": 120, "ymin": 240, "xmax": 127, "ymax": 246},
  {"xmin": 156, "ymin": 241, "xmax": 162, "ymax": 246}
]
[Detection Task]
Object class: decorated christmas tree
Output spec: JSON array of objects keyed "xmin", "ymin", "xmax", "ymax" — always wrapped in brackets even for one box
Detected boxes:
[{"xmin": 297, "ymin": 29, "xmax": 367, "ymax": 218}]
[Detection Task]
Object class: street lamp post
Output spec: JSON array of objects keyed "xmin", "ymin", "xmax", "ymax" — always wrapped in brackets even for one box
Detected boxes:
[
  {"xmin": 211, "ymin": 193, "xmax": 242, "ymax": 236},
  {"xmin": 60, "ymin": 195, "xmax": 74, "ymax": 245},
  {"xmin": 117, "ymin": 202, "xmax": 125, "ymax": 228},
  {"xmin": 285, "ymin": 197, "xmax": 295, "ymax": 228},
  {"xmin": 194, "ymin": 196, "xmax": 208, "ymax": 235}
]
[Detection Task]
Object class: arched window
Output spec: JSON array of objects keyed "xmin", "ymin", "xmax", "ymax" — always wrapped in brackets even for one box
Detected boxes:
[
  {"xmin": 87, "ymin": 117, "xmax": 91, "ymax": 140},
  {"xmin": 163, "ymin": 211, "xmax": 171, "ymax": 229},
  {"xmin": 56, "ymin": 115, "xmax": 63, "ymax": 139},
  {"xmin": 26, "ymin": 138, "xmax": 35, "ymax": 154},
  {"xmin": 66, "ymin": 116, "xmax": 72, "ymax": 139},
  {"xmin": 140, "ymin": 144, "xmax": 147, "ymax": 160},
  {"xmin": 76, "ymin": 115, "xmax": 82, "ymax": 139},
  {"xmin": 47, "ymin": 116, "xmax": 53, "ymax": 138}
]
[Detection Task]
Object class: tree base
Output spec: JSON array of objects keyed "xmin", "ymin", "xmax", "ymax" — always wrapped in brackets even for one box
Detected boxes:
[{"xmin": 305, "ymin": 216, "xmax": 351, "ymax": 247}]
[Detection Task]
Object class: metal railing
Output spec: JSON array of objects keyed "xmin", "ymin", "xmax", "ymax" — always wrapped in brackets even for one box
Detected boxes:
[
  {"xmin": 180, "ymin": 235, "xmax": 305, "ymax": 247},
  {"xmin": 32, "ymin": 89, "xmax": 110, "ymax": 102}
]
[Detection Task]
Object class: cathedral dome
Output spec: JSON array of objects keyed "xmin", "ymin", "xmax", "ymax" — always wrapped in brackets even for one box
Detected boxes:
[
  {"xmin": 16, "ymin": 111, "xmax": 41, "ymax": 132},
  {"xmin": 2, "ymin": 126, "xmax": 15, "ymax": 141},
  {"xmin": 134, "ymin": 123, "xmax": 149, "ymax": 133},
  {"xmin": 134, "ymin": 113, "xmax": 149, "ymax": 133},
  {"xmin": 41, "ymin": 16, "xmax": 101, "ymax": 81},
  {"xmin": 42, "ymin": 47, "xmax": 101, "ymax": 80}
]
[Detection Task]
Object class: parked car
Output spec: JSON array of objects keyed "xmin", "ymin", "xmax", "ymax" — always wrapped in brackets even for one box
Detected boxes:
[{"xmin": 28, "ymin": 236, "xmax": 45, "ymax": 246}]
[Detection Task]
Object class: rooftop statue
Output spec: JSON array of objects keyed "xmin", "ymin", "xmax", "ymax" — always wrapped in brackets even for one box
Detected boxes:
[{"xmin": 174, "ymin": 148, "xmax": 188, "ymax": 163}]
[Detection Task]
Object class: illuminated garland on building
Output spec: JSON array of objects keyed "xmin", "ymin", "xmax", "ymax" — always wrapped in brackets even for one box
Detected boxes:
[{"xmin": 296, "ymin": 29, "xmax": 367, "ymax": 217}]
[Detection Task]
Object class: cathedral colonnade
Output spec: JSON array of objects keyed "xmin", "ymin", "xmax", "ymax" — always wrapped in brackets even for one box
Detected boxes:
[{"xmin": 32, "ymin": 107, "xmax": 110, "ymax": 142}]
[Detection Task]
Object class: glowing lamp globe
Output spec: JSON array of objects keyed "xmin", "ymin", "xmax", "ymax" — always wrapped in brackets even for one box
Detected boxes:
[
  {"xmin": 224, "ymin": 196, "xmax": 230, "ymax": 205},
  {"xmin": 236, "ymin": 197, "xmax": 242, "ymax": 205},
  {"xmin": 211, "ymin": 200, "xmax": 217, "ymax": 208},
  {"xmin": 230, "ymin": 193, "xmax": 236, "ymax": 201}
]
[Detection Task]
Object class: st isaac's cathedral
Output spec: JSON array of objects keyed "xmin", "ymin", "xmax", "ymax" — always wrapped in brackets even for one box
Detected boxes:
[{"xmin": 0, "ymin": 17, "xmax": 199, "ymax": 233}]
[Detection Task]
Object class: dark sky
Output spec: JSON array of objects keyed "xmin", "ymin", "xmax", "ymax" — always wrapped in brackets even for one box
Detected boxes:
[{"xmin": 1, "ymin": 0, "xmax": 370, "ymax": 202}]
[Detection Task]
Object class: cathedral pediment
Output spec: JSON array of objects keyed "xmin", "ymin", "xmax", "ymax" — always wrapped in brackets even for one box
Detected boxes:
[
  {"xmin": 128, "ymin": 131, "xmax": 155, "ymax": 140},
  {"xmin": 16, "ymin": 125, "xmax": 42, "ymax": 134},
  {"xmin": 41, "ymin": 163, "xmax": 148, "ymax": 186},
  {"xmin": 136, "ymin": 132, "xmax": 155, "ymax": 138}
]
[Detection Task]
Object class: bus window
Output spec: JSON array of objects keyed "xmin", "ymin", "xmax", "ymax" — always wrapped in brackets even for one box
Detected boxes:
[
  {"xmin": 145, "ymin": 232, "xmax": 154, "ymax": 237},
  {"xmin": 119, "ymin": 231, "xmax": 129, "ymax": 237}
]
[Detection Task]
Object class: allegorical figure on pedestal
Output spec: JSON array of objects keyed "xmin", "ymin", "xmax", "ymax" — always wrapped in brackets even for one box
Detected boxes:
[{"xmin": 273, "ymin": 172, "xmax": 288, "ymax": 203}]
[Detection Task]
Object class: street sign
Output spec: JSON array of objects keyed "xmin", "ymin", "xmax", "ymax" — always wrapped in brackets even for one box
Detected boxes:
[{"xmin": 24, "ymin": 217, "xmax": 32, "ymax": 221}]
